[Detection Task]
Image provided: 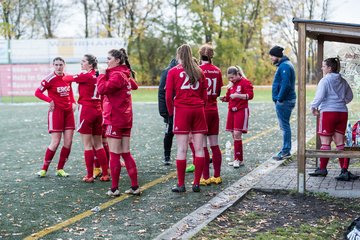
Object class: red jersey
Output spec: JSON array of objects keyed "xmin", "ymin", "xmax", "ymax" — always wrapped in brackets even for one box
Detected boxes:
[
  {"xmin": 200, "ymin": 63, "xmax": 223, "ymax": 111},
  {"xmin": 37, "ymin": 72, "xmax": 75, "ymax": 111},
  {"xmin": 165, "ymin": 64, "xmax": 208, "ymax": 116},
  {"xmin": 223, "ymin": 77, "xmax": 254, "ymax": 111},
  {"xmin": 97, "ymin": 65, "xmax": 137, "ymax": 129},
  {"xmin": 63, "ymin": 69, "xmax": 101, "ymax": 109}
]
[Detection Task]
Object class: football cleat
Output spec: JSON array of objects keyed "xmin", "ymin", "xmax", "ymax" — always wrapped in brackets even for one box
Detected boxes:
[
  {"xmin": 93, "ymin": 168, "xmax": 102, "ymax": 179},
  {"xmin": 106, "ymin": 189, "xmax": 120, "ymax": 197},
  {"xmin": 37, "ymin": 170, "xmax": 47, "ymax": 178},
  {"xmin": 124, "ymin": 187, "xmax": 141, "ymax": 195},
  {"xmin": 82, "ymin": 176, "xmax": 94, "ymax": 183},
  {"xmin": 56, "ymin": 169, "xmax": 69, "ymax": 177}
]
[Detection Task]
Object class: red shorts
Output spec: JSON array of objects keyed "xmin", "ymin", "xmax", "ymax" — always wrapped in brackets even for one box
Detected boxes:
[
  {"xmin": 205, "ymin": 110, "xmax": 219, "ymax": 135},
  {"xmin": 105, "ymin": 125, "xmax": 131, "ymax": 139},
  {"xmin": 318, "ymin": 111, "xmax": 348, "ymax": 136},
  {"xmin": 48, "ymin": 108, "xmax": 75, "ymax": 133},
  {"xmin": 77, "ymin": 104, "xmax": 103, "ymax": 135},
  {"xmin": 173, "ymin": 107, "xmax": 207, "ymax": 134},
  {"xmin": 226, "ymin": 108, "xmax": 249, "ymax": 133}
]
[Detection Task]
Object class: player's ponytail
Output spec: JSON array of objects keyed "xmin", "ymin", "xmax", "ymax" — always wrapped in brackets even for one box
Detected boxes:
[
  {"xmin": 120, "ymin": 48, "xmax": 136, "ymax": 79},
  {"xmin": 199, "ymin": 43, "xmax": 214, "ymax": 64},
  {"xmin": 84, "ymin": 54, "xmax": 98, "ymax": 70},
  {"xmin": 324, "ymin": 57, "xmax": 341, "ymax": 73}
]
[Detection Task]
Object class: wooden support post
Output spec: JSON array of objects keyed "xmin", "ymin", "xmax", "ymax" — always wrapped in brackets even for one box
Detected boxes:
[
  {"xmin": 315, "ymin": 37, "xmax": 324, "ymax": 167},
  {"xmin": 297, "ymin": 23, "xmax": 307, "ymax": 193}
]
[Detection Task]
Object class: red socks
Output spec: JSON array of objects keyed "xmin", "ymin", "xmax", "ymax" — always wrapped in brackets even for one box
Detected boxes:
[
  {"xmin": 93, "ymin": 148, "xmax": 100, "ymax": 168},
  {"xmin": 202, "ymin": 147, "xmax": 210, "ymax": 179},
  {"xmin": 210, "ymin": 145, "xmax": 222, "ymax": 178},
  {"xmin": 96, "ymin": 148, "xmax": 109, "ymax": 176},
  {"xmin": 336, "ymin": 144, "xmax": 349, "ymax": 169},
  {"xmin": 234, "ymin": 140, "xmax": 243, "ymax": 161},
  {"xmin": 319, "ymin": 144, "xmax": 330, "ymax": 169},
  {"xmin": 57, "ymin": 147, "xmax": 70, "ymax": 170},
  {"xmin": 84, "ymin": 150, "xmax": 94, "ymax": 178},
  {"xmin": 193, "ymin": 157, "xmax": 205, "ymax": 185},
  {"xmin": 103, "ymin": 142, "xmax": 110, "ymax": 166},
  {"xmin": 42, "ymin": 148, "xmax": 56, "ymax": 171},
  {"xmin": 176, "ymin": 160, "xmax": 186, "ymax": 186},
  {"xmin": 109, "ymin": 152, "xmax": 121, "ymax": 190},
  {"xmin": 122, "ymin": 152, "xmax": 138, "ymax": 188}
]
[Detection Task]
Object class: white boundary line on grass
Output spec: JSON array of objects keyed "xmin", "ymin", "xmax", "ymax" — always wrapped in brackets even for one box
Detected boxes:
[{"xmin": 155, "ymin": 134, "xmax": 315, "ymax": 240}]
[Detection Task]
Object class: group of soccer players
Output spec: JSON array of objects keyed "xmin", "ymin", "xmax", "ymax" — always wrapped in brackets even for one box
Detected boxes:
[{"xmin": 34, "ymin": 43, "xmax": 254, "ymax": 195}]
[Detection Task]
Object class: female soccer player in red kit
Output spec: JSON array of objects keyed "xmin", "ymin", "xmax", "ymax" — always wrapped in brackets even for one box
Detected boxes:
[
  {"xmin": 221, "ymin": 66, "xmax": 254, "ymax": 168},
  {"xmin": 63, "ymin": 54, "xmax": 110, "ymax": 183},
  {"xmin": 97, "ymin": 48, "xmax": 140, "ymax": 197},
  {"xmin": 35, "ymin": 57, "xmax": 76, "ymax": 177},
  {"xmin": 198, "ymin": 44, "xmax": 223, "ymax": 185},
  {"xmin": 166, "ymin": 44, "xmax": 208, "ymax": 193}
]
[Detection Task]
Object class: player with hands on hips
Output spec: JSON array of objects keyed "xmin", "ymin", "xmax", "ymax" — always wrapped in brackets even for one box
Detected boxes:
[
  {"xmin": 35, "ymin": 57, "xmax": 76, "ymax": 177},
  {"xmin": 220, "ymin": 66, "xmax": 254, "ymax": 168},
  {"xmin": 63, "ymin": 54, "xmax": 110, "ymax": 183}
]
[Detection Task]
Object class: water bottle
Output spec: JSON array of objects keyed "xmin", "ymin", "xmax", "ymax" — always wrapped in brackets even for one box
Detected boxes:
[
  {"xmin": 356, "ymin": 122, "xmax": 360, "ymax": 146},
  {"xmin": 345, "ymin": 121, "xmax": 353, "ymax": 147},
  {"xmin": 225, "ymin": 140, "xmax": 232, "ymax": 161}
]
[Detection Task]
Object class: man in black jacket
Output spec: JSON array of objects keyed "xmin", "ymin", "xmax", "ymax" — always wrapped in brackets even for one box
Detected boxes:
[{"xmin": 158, "ymin": 58, "xmax": 178, "ymax": 165}]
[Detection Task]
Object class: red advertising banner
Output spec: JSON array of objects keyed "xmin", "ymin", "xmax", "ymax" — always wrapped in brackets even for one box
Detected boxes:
[{"xmin": 0, "ymin": 64, "xmax": 52, "ymax": 96}]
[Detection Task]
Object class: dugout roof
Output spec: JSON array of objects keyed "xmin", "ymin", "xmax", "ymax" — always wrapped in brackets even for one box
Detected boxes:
[{"xmin": 293, "ymin": 18, "xmax": 360, "ymax": 193}]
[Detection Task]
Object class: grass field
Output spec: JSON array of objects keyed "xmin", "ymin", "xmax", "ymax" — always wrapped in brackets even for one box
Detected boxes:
[
  {"xmin": 0, "ymin": 85, "xmax": 317, "ymax": 103},
  {"xmin": 0, "ymin": 86, "xmax": 358, "ymax": 239}
]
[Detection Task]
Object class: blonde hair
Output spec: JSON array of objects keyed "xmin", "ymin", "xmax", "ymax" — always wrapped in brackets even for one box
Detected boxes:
[
  {"xmin": 177, "ymin": 44, "xmax": 202, "ymax": 85},
  {"xmin": 227, "ymin": 65, "xmax": 246, "ymax": 78}
]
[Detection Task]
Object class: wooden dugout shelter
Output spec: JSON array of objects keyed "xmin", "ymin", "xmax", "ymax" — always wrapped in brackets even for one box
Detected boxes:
[{"xmin": 293, "ymin": 18, "xmax": 360, "ymax": 193}]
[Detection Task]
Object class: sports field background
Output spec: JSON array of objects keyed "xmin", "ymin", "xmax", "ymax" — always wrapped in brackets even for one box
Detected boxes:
[{"xmin": 0, "ymin": 86, "xmax": 358, "ymax": 239}]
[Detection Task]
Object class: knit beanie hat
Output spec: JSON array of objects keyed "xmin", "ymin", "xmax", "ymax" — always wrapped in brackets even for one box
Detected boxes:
[{"xmin": 269, "ymin": 46, "xmax": 284, "ymax": 58}]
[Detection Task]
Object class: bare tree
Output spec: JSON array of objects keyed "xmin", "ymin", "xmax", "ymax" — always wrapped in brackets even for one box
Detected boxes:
[
  {"xmin": 79, "ymin": 0, "xmax": 95, "ymax": 38},
  {"xmin": 35, "ymin": 0, "xmax": 65, "ymax": 38},
  {"xmin": 93, "ymin": 0, "xmax": 118, "ymax": 37},
  {"xmin": 0, "ymin": 0, "xmax": 32, "ymax": 39}
]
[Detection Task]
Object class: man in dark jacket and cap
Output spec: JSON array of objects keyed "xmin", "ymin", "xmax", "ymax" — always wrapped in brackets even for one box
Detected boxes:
[
  {"xmin": 269, "ymin": 45, "xmax": 296, "ymax": 161},
  {"xmin": 158, "ymin": 58, "xmax": 178, "ymax": 165}
]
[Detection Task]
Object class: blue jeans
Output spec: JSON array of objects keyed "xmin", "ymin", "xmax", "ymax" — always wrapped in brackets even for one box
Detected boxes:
[{"xmin": 275, "ymin": 99, "xmax": 296, "ymax": 154}]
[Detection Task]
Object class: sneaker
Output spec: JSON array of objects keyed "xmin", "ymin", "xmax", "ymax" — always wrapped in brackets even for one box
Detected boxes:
[
  {"xmin": 185, "ymin": 164, "xmax": 195, "ymax": 173},
  {"xmin": 233, "ymin": 160, "xmax": 240, "ymax": 168},
  {"xmin": 228, "ymin": 161, "xmax": 234, "ymax": 166},
  {"xmin": 163, "ymin": 156, "xmax": 171, "ymax": 166},
  {"xmin": 309, "ymin": 167, "xmax": 328, "ymax": 177},
  {"xmin": 82, "ymin": 176, "xmax": 94, "ymax": 183},
  {"xmin": 99, "ymin": 175, "xmax": 110, "ymax": 182},
  {"xmin": 335, "ymin": 169, "xmax": 350, "ymax": 181},
  {"xmin": 106, "ymin": 189, "xmax": 120, "ymax": 197},
  {"xmin": 348, "ymin": 171, "xmax": 360, "ymax": 180},
  {"xmin": 192, "ymin": 184, "xmax": 201, "ymax": 192},
  {"xmin": 210, "ymin": 176, "xmax": 222, "ymax": 184},
  {"xmin": 124, "ymin": 187, "xmax": 141, "ymax": 195},
  {"xmin": 200, "ymin": 178, "xmax": 212, "ymax": 186},
  {"xmin": 37, "ymin": 170, "xmax": 47, "ymax": 178},
  {"xmin": 56, "ymin": 169, "xmax": 69, "ymax": 177},
  {"xmin": 273, "ymin": 152, "xmax": 292, "ymax": 161},
  {"xmin": 171, "ymin": 184, "xmax": 186, "ymax": 193},
  {"xmin": 93, "ymin": 168, "xmax": 102, "ymax": 179}
]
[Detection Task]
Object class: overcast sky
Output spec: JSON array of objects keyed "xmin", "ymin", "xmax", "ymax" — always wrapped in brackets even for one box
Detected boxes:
[
  {"xmin": 57, "ymin": 0, "xmax": 360, "ymax": 38},
  {"xmin": 327, "ymin": 0, "xmax": 360, "ymax": 24}
]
